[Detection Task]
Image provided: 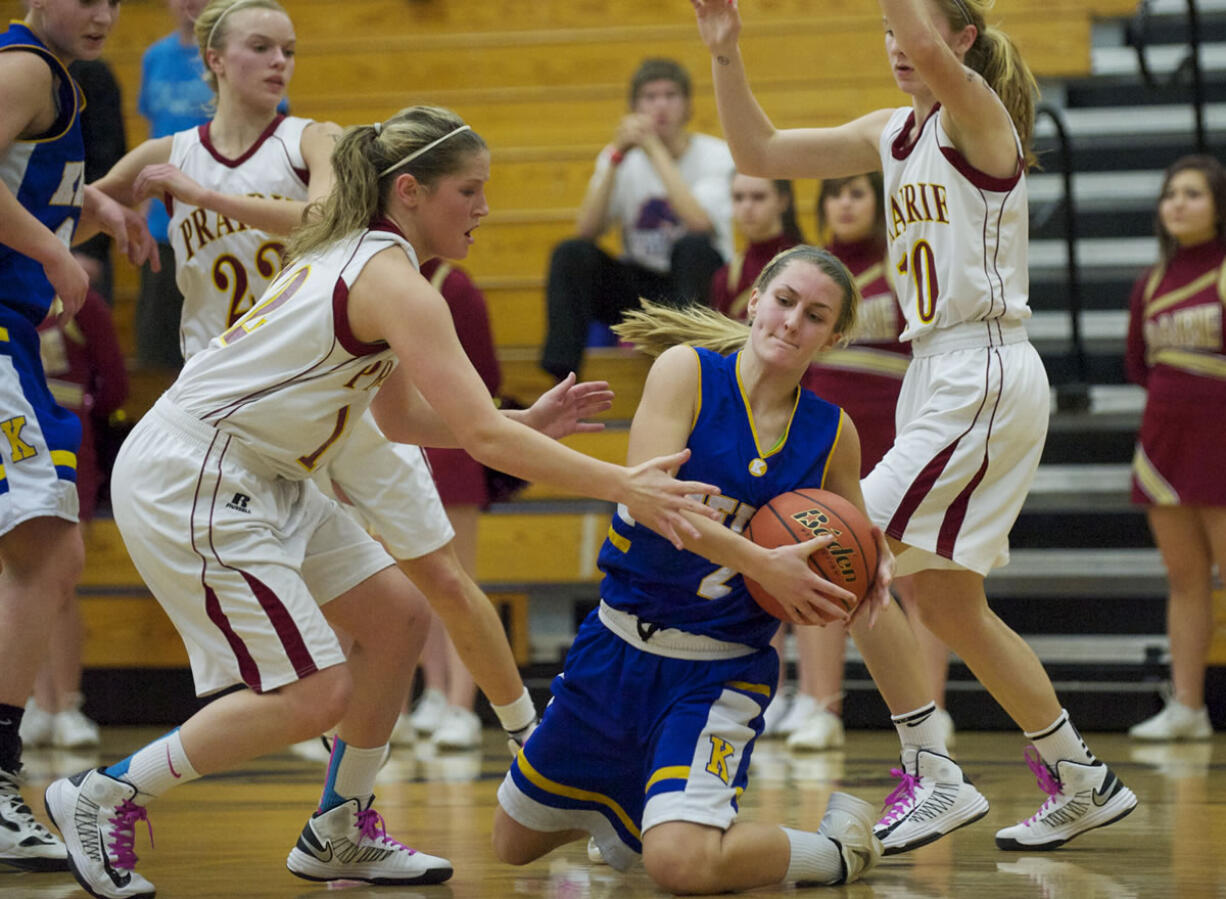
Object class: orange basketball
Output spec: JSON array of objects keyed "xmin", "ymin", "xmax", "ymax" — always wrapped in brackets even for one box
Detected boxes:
[{"xmin": 743, "ymin": 488, "xmax": 879, "ymax": 622}]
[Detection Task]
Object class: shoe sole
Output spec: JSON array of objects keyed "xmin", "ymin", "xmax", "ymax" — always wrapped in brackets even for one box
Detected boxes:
[
  {"xmin": 0, "ymin": 853, "xmax": 70, "ymax": 873},
  {"xmin": 286, "ymin": 849, "xmax": 453, "ymax": 885},
  {"xmin": 880, "ymin": 792, "xmax": 991, "ymax": 856},
  {"xmin": 995, "ymin": 788, "xmax": 1137, "ymax": 851}
]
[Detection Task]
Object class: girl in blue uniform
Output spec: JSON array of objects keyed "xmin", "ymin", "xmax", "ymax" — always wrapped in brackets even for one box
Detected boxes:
[
  {"xmin": 0, "ymin": 0, "xmax": 152, "ymax": 873},
  {"xmin": 494, "ymin": 246, "xmax": 893, "ymax": 893}
]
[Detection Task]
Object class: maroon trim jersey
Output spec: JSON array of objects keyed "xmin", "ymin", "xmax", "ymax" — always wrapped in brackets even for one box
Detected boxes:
[
  {"xmin": 1127, "ymin": 239, "xmax": 1226, "ymax": 505},
  {"xmin": 166, "ymin": 223, "xmax": 414, "ymax": 480},
  {"xmin": 167, "ymin": 114, "xmax": 311, "ymax": 359},
  {"xmin": 879, "ymin": 103, "xmax": 1031, "ymax": 344}
]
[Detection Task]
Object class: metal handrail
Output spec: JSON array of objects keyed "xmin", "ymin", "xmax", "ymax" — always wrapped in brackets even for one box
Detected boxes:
[
  {"xmin": 1034, "ymin": 103, "xmax": 1090, "ymax": 410},
  {"xmin": 1128, "ymin": 0, "xmax": 1209, "ymax": 152}
]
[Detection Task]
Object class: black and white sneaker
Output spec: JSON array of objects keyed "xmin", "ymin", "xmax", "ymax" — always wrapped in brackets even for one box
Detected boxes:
[
  {"xmin": 995, "ymin": 748, "xmax": 1137, "ymax": 850},
  {"xmin": 0, "ymin": 766, "xmax": 68, "ymax": 871},
  {"xmin": 44, "ymin": 768, "xmax": 154, "ymax": 898},
  {"xmin": 873, "ymin": 749, "xmax": 989, "ymax": 854},
  {"xmin": 286, "ymin": 795, "xmax": 452, "ymax": 885}
]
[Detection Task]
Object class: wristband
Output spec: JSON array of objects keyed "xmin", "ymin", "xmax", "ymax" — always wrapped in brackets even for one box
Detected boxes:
[
  {"xmin": 491, "ymin": 686, "xmax": 536, "ymax": 733},
  {"xmin": 609, "ymin": 149, "xmax": 625, "ymax": 166}
]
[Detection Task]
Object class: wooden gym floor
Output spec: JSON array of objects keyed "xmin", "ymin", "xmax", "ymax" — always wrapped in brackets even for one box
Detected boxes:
[{"xmin": 6, "ymin": 728, "xmax": 1224, "ymax": 898}]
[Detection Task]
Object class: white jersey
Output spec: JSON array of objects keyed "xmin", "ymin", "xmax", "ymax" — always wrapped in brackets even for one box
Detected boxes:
[
  {"xmin": 167, "ymin": 114, "xmax": 312, "ymax": 358},
  {"xmin": 879, "ymin": 105, "xmax": 1032, "ymax": 345},
  {"xmin": 166, "ymin": 224, "xmax": 416, "ymax": 481}
]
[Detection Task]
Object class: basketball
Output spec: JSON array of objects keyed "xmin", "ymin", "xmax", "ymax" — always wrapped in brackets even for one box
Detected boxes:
[{"xmin": 743, "ymin": 488, "xmax": 879, "ymax": 622}]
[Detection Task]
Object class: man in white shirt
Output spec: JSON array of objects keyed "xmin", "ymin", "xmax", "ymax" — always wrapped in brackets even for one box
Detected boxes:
[{"xmin": 540, "ymin": 58, "xmax": 734, "ymax": 380}]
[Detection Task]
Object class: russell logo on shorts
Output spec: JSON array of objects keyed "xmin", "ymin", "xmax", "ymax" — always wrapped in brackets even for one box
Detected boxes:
[{"xmin": 225, "ymin": 492, "xmax": 252, "ymax": 513}]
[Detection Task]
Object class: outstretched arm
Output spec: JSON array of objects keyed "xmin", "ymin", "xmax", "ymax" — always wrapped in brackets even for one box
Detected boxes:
[
  {"xmin": 880, "ymin": 0, "xmax": 1019, "ymax": 176},
  {"xmin": 357, "ymin": 250, "xmax": 721, "ymax": 547},
  {"xmin": 691, "ymin": 0, "xmax": 888, "ymax": 178},
  {"xmin": 122, "ymin": 121, "xmax": 343, "ymax": 237}
]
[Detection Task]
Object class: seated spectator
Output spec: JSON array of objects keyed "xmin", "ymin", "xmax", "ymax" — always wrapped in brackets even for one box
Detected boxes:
[
  {"xmin": 540, "ymin": 57, "xmax": 734, "ymax": 380},
  {"xmin": 709, "ymin": 174, "xmax": 804, "ymax": 318}
]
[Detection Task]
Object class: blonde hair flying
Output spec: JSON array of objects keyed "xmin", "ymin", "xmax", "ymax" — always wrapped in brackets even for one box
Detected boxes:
[{"xmin": 615, "ymin": 245, "xmax": 861, "ymax": 359}]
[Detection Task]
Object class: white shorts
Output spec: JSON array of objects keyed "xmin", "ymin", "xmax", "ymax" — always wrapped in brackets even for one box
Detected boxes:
[
  {"xmin": 0, "ymin": 341, "xmax": 79, "ymax": 535},
  {"xmin": 112, "ymin": 399, "xmax": 394, "ymax": 696},
  {"xmin": 313, "ymin": 410, "xmax": 454, "ymax": 561},
  {"xmin": 862, "ymin": 322, "xmax": 1049, "ymax": 576}
]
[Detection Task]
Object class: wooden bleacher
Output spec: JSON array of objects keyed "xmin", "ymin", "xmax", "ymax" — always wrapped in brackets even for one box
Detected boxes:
[{"xmin": 46, "ymin": 0, "xmax": 1134, "ymax": 670}]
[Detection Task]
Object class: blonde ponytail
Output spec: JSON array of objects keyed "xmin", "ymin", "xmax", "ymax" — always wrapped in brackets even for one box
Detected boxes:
[
  {"xmin": 614, "ymin": 300, "xmax": 749, "ymax": 357},
  {"xmin": 286, "ymin": 106, "xmax": 486, "ymax": 262}
]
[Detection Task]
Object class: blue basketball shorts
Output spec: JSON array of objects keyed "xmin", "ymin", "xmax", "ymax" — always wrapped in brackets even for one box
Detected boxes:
[
  {"xmin": 0, "ymin": 310, "xmax": 80, "ymax": 535},
  {"xmin": 497, "ymin": 608, "xmax": 778, "ymax": 870}
]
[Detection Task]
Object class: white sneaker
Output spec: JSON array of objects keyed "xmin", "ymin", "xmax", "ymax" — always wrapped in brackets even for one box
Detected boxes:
[
  {"xmin": 432, "ymin": 707, "xmax": 481, "ymax": 751},
  {"xmin": 995, "ymin": 749, "xmax": 1137, "ymax": 850},
  {"xmin": 19, "ymin": 698, "xmax": 54, "ymax": 748},
  {"xmin": 1129, "ymin": 699, "xmax": 1212, "ymax": 741},
  {"xmin": 52, "ymin": 697, "xmax": 101, "ymax": 749},
  {"xmin": 760, "ymin": 687, "xmax": 793, "ymax": 738},
  {"xmin": 774, "ymin": 692, "xmax": 819, "ymax": 737},
  {"xmin": 0, "ymin": 767, "xmax": 67, "ymax": 872},
  {"xmin": 813, "ymin": 792, "xmax": 883, "ymax": 885},
  {"xmin": 935, "ymin": 707, "xmax": 956, "ymax": 750},
  {"xmin": 873, "ymin": 749, "xmax": 989, "ymax": 854},
  {"xmin": 389, "ymin": 713, "xmax": 416, "ymax": 747},
  {"xmin": 286, "ymin": 795, "xmax": 453, "ymax": 885},
  {"xmin": 786, "ymin": 709, "xmax": 845, "ymax": 751},
  {"xmin": 44, "ymin": 768, "xmax": 155, "ymax": 897},
  {"xmin": 408, "ymin": 688, "xmax": 448, "ymax": 735}
]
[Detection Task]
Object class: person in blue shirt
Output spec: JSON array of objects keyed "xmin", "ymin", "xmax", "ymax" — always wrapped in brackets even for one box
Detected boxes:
[
  {"xmin": 494, "ymin": 245, "xmax": 893, "ymax": 893},
  {"xmin": 0, "ymin": 0, "xmax": 153, "ymax": 874}
]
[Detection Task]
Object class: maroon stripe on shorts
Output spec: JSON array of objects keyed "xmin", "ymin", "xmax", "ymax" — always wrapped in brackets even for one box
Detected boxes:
[
  {"xmin": 204, "ymin": 583, "xmax": 262, "ymax": 692},
  {"xmin": 886, "ymin": 363, "xmax": 992, "ymax": 545},
  {"xmin": 240, "ymin": 570, "xmax": 319, "ymax": 681},
  {"xmin": 937, "ymin": 352, "xmax": 1004, "ymax": 557}
]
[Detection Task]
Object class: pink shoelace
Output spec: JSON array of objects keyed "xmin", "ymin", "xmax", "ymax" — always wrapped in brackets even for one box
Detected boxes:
[
  {"xmin": 1019, "ymin": 745, "xmax": 1064, "ymax": 828},
  {"xmin": 877, "ymin": 767, "xmax": 921, "ymax": 826},
  {"xmin": 108, "ymin": 800, "xmax": 153, "ymax": 870},
  {"xmin": 356, "ymin": 807, "xmax": 415, "ymax": 854}
]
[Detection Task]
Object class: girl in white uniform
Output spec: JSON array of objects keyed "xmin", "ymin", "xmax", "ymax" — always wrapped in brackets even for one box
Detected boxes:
[
  {"xmin": 692, "ymin": 0, "xmax": 1136, "ymax": 854},
  {"xmin": 92, "ymin": 0, "xmax": 547, "ymax": 767},
  {"xmin": 46, "ymin": 103, "xmax": 720, "ymax": 899}
]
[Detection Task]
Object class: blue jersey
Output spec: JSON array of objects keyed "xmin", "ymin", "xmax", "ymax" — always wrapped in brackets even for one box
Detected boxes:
[
  {"xmin": 0, "ymin": 22, "xmax": 85, "ymax": 325},
  {"xmin": 598, "ymin": 346, "xmax": 845, "ymax": 648}
]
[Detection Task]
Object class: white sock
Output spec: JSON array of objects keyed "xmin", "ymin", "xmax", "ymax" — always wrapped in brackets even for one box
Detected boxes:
[
  {"xmin": 1027, "ymin": 710, "xmax": 1096, "ymax": 768},
  {"xmin": 318, "ymin": 738, "xmax": 387, "ymax": 812},
  {"xmin": 106, "ymin": 729, "xmax": 200, "ymax": 803},
  {"xmin": 782, "ymin": 827, "xmax": 845, "ymax": 884},
  {"xmin": 891, "ymin": 701, "xmax": 949, "ymax": 769}
]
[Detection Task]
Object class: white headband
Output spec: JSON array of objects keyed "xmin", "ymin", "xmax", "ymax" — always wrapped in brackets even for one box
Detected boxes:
[
  {"xmin": 206, "ymin": 0, "xmax": 264, "ymax": 51},
  {"xmin": 379, "ymin": 125, "xmax": 471, "ymax": 178}
]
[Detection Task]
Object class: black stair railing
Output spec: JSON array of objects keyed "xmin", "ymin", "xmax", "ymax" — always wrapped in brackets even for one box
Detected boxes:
[
  {"xmin": 1034, "ymin": 103, "xmax": 1091, "ymax": 411},
  {"xmin": 1128, "ymin": 0, "xmax": 1209, "ymax": 152}
]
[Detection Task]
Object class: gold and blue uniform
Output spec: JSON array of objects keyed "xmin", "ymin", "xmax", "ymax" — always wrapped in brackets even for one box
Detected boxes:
[
  {"xmin": 498, "ymin": 347, "xmax": 844, "ymax": 869},
  {"xmin": 0, "ymin": 22, "xmax": 84, "ymax": 525}
]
